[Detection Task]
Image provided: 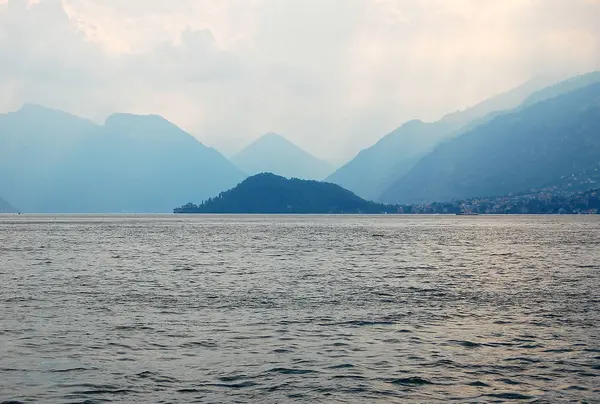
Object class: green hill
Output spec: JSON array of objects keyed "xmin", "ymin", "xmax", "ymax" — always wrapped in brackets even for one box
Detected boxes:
[{"xmin": 174, "ymin": 173, "xmax": 397, "ymax": 214}]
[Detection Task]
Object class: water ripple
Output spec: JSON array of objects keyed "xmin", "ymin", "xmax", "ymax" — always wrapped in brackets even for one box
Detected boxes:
[{"xmin": 1, "ymin": 214, "xmax": 599, "ymax": 403}]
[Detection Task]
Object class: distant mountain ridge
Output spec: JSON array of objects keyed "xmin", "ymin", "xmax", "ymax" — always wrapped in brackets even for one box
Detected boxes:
[
  {"xmin": 232, "ymin": 133, "xmax": 334, "ymax": 180},
  {"xmin": 324, "ymin": 76, "xmax": 561, "ymax": 200},
  {"xmin": 0, "ymin": 104, "xmax": 99, "ymax": 212},
  {"xmin": 327, "ymin": 119, "xmax": 460, "ymax": 200},
  {"xmin": 174, "ymin": 173, "xmax": 396, "ymax": 214},
  {"xmin": 521, "ymin": 71, "xmax": 600, "ymax": 107},
  {"xmin": 439, "ymin": 75, "xmax": 553, "ymax": 125},
  {"xmin": 442, "ymin": 71, "xmax": 600, "ymax": 143},
  {"xmin": 380, "ymin": 82, "xmax": 600, "ymax": 204},
  {"xmin": 325, "ymin": 73, "xmax": 599, "ymax": 201},
  {"xmin": 0, "ymin": 106, "xmax": 245, "ymax": 212},
  {"xmin": 0, "ymin": 195, "xmax": 18, "ymax": 213},
  {"xmin": 4, "ymin": 71, "xmax": 600, "ymax": 213},
  {"xmin": 326, "ymin": 78, "xmax": 560, "ymax": 200}
]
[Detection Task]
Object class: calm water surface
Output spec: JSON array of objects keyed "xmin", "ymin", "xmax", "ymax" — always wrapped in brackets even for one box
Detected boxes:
[{"xmin": 1, "ymin": 215, "xmax": 599, "ymax": 403}]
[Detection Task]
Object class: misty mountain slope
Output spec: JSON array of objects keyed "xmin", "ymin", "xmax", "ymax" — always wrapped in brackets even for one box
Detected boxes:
[
  {"xmin": 0, "ymin": 195, "xmax": 18, "ymax": 213},
  {"xmin": 0, "ymin": 106, "xmax": 245, "ymax": 212},
  {"xmin": 326, "ymin": 120, "xmax": 461, "ymax": 200},
  {"xmin": 439, "ymin": 75, "xmax": 555, "ymax": 126},
  {"xmin": 232, "ymin": 133, "xmax": 334, "ymax": 180},
  {"xmin": 46, "ymin": 113, "xmax": 246, "ymax": 213},
  {"xmin": 325, "ymin": 76, "xmax": 554, "ymax": 200},
  {"xmin": 380, "ymin": 83, "xmax": 600, "ymax": 204},
  {"xmin": 450, "ymin": 70, "xmax": 600, "ymax": 137},
  {"xmin": 521, "ymin": 71, "xmax": 600, "ymax": 107},
  {"xmin": 0, "ymin": 104, "xmax": 99, "ymax": 212},
  {"xmin": 174, "ymin": 172, "xmax": 396, "ymax": 214}
]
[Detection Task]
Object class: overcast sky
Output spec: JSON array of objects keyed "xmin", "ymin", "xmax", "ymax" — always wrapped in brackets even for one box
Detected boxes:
[{"xmin": 1, "ymin": 0, "xmax": 599, "ymax": 163}]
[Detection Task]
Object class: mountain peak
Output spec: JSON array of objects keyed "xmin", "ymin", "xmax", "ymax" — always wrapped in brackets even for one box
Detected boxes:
[
  {"xmin": 262, "ymin": 132, "xmax": 286, "ymax": 140},
  {"xmin": 1, "ymin": 104, "xmax": 98, "ymax": 139},
  {"xmin": 19, "ymin": 103, "xmax": 50, "ymax": 112},
  {"xmin": 252, "ymin": 132, "xmax": 296, "ymax": 146},
  {"xmin": 0, "ymin": 106, "xmax": 244, "ymax": 213},
  {"xmin": 103, "ymin": 112, "xmax": 205, "ymax": 145},
  {"xmin": 15, "ymin": 103, "xmax": 93, "ymax": 124},
  {"xmin": 105, "ymin": 112, "xmax": 172, "ymax": 128},
  {"xmin": 232, "ymin": 133, "xmax": 334, "ymax": 180}
]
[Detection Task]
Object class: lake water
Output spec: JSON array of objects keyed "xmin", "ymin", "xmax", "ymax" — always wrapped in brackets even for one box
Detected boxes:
[{"xmin": 1, "ymin": 215, "xmax": 599, "ymax": 403}]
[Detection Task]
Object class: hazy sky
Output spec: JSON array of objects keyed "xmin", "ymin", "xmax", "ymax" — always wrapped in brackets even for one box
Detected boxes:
[{"xmin": 1, "ymin": 0, "xmax": 599, "ymax": 163}]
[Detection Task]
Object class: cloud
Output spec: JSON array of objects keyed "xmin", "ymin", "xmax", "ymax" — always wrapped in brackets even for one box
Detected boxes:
[{"xmin": 1, "ymin": 0, "xmax": 599, "ymax": 162}]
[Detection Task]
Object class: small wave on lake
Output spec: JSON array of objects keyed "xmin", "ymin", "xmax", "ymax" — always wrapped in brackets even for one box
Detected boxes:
[{"xmin": 1, "ymin": 215, "xmax": 599, "ymax": 402}]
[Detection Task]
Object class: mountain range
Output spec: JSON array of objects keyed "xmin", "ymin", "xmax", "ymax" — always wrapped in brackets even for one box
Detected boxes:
[
  {"xmin": 0, "ymin": 195, "xmax": 18, "ymax": 213},
  {"xmin": 326, "ymin": 72, "xmax": 600, "ymax": 201},
  {"xmin": 232, "ymin": 133, "xmax": 334, "ymax": 180},
  {"xmin": 2, "ymin": 71, "xmax": 599, "ymax": 213},
  {"xmin": 178, "ymin": 71, "xmax": 600, "ymax": 212},
  {"xmin": 0, "ymin": 105, "xmax": 244, "ymax": 212},
  {"xmin": 380, "ymin": 82, "xmax": 600, "ymax": 203}
]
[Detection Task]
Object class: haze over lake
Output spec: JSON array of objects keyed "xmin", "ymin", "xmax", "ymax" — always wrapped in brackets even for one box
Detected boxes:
[
  {"xmin": 1, "ymin": 215, "xmax": 599, "ymax": 403},
  {"xmin": 2, "ymin": 1, "xmax": 600, "ymax": 402}
]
